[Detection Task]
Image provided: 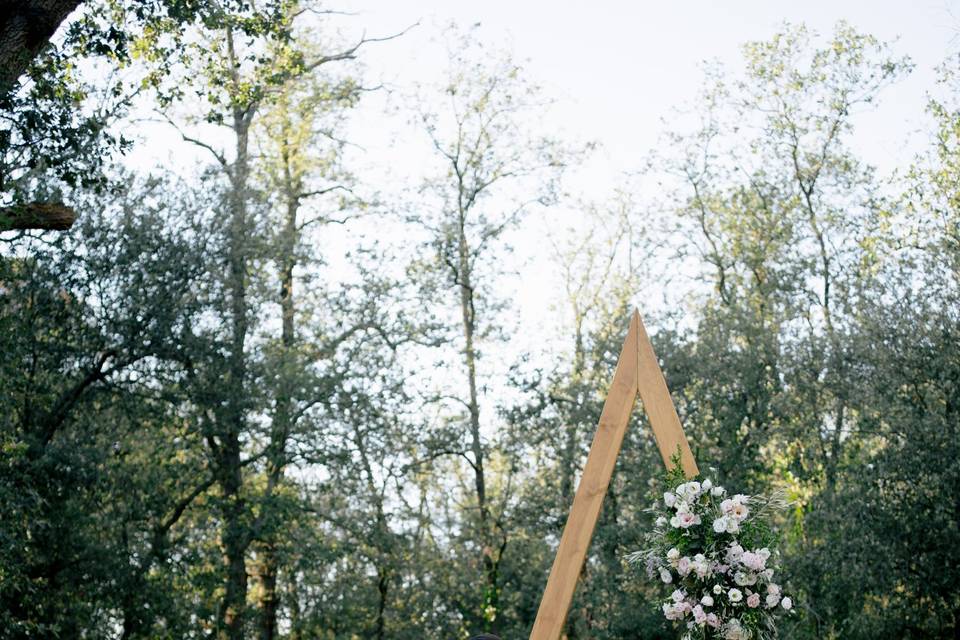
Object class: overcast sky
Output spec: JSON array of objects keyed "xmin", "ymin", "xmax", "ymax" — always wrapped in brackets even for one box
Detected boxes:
[
  {"xmin": 324, "ymin": 1, "xmax": 956, "ymax": 340},
  {"xmin": 127, "ymin": 0, "xmax": 960, "ymax": 369},
  {"xmin": 338, "ymin": 0, "xmax": 959, "ymax": 179}
]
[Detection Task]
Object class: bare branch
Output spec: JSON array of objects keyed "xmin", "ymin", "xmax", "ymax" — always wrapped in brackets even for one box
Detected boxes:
[
  {"xmin": 304, "ymin": 22, "xmax": 419, "ymax": 72},
  {"xmin": 157, "ymin": 113, "xmax": 229, "ymax": 167}
]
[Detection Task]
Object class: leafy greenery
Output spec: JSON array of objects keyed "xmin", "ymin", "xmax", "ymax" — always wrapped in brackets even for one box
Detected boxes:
[{"xmin": 1, "ymin": 9, "xmax": 959, "ymax": 640}]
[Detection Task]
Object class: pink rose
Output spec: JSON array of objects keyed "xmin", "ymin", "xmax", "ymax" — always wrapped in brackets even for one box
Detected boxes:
[
  {"xmin": 740, "ymin": 551, "xmax": 766, "ymax": 571},
  {"xmin": 693, "ymin": 605, "xmax": 707, "ymax": 624},
  {"xmin": 677, "ymin": 511, "xmax": 700, "ymax": 528}
]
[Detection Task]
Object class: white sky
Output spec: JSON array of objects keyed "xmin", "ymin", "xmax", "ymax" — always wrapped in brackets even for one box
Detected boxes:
[
  {"xmin": 124, "ymin": 0, "xmax": 960, "ymax": 390},
  {"xmin": 325, "ymin": 0, "xmax": 958, "ymax": 351},
  {"xmin": 339, "ymin": 0, "xmax": 959, "ymax": 176}
]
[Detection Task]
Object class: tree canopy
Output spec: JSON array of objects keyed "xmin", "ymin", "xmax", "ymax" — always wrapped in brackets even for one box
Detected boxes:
[{"xmin": 1, "ymin": 8, "xmax": 959, "ymax": 640}]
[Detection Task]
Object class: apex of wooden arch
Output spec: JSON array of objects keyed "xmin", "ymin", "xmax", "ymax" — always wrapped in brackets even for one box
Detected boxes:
[{"xmin": 529, "ymin": 309, "xmax": 697, "ymax": 640}]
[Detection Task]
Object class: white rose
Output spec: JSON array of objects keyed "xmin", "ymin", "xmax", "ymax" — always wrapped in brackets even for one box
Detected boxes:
[
  {"xmin": 781, "ymin": 597, "xmax": 793, "ymax": 611},
  {"xmin": 656, "ymin": 516, "xmax": 668, "ymax": 527},
  {"xmin": 695, "ymin": 562, "xmax": 711, "ymax": 579},
  {"xmin": 664, "ymin": 492, "xmax": 677, "ymax": 507},
  {"xmin": 660, "ymin": 568, "xmax": 673, "ymax": 584},
  {"xmin": 702, "ymin": 478, "xmax": 713, "ymax": 491},
  {"xmin": 713, "ymin": 584, "xmax": 723, "ymax": 595},
  {"xmin": 766, "ymin": 583, "xmax": 781, "ymax": 596},
  {"xmin": 712, "ymin": 517, "xmax": 728, "ymax": 533},
  {"xmin": 740, "ymin": 551, "xmax": 765, "ymax": 571},
  {"xmin": 729, "ymin": 502, "xmax": 749, "ymax": 520},
  {"xmin": 727, "ymin": 588, "xmax": 743, "ymax": 603},
  {"xmin": 711, "ymin": 486, "xmax": 725, "ymax": 497},
  {"xmin": 734, "ymin": 571, "xmax": 757, "ymax": 586},
  {"xmin": 765, "ymin": 593, "xmax": 780, "ymax": 609},
  {"xmin": 725, "ymin": 544, "xmax": 744, "ymax": 563},
  {"xmin": 671, "ymin": 589, "xmax": 685, "ymax": 603},
  {"xmin": 725, "ymin": 517, "xmax": 740, "ymax": 534},
  {"xmin": 701, "ymin": 595, "xmax": 714, "ymax": 607},
  {"xmin": 675, "ymin": 481, "xmax": 701, "ymax": 502},
  {"xmin": 724, "ymin": 619, "xmax": 746, "ymax": 640}
]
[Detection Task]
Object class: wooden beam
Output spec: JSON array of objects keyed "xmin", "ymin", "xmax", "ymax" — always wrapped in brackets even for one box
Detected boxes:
[
  {"xmin": 528, "ymin": 310, "xmax": 697, "ymax": 640},
  {"xmin": 529, "ymin": 312, "xmax": 640, "ymax": 640},
  {"xmin": 634, "ymin": 311, "xmax": 698, "ymax": 477}
]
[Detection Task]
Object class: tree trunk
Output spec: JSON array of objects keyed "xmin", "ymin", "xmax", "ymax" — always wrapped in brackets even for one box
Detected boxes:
[
  {"xmin": 455, "ymin": 208, "xmax": 499, "ymax": 629},
  {"xmin": 258, "ymin": 116, "xmax": 300, "ymax": 640},
  {"xmin": 258, "ymin": 543, "xmax": 280, "ymax": 640},
  {"xmin": 562, "ymin": 317, "xmax": 587, "ymax": 639},
  {"xmin": 0, "ymin": 0, "xmax": 83, "ymax": 94},
  {"xmin": 219, "ymin": 436, "xmax": 248, "ymax": 640},
  {"xmin": 217, "ymin": 27, "xmax": 253, "ymax": 637},
  {"xmin": 286, "ymin": 573, "xmax": 303, "ymax": 640},
  {"xmin": 375, "ymin": 566, "xmax": 389, "ymax": 640},
  {"xmin": 560, "ymin": 314, "xmax": 587, "ymax": 509}
]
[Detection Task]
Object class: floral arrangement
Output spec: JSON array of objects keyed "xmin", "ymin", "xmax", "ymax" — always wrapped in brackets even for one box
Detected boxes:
[{"xmin": 628, "ymin": 464, "xmax": 793, "ymax": 640}]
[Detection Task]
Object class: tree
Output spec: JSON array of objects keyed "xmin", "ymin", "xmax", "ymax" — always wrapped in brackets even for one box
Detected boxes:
[
  {"xmin": 408, "ymin": 25, "xmax": 578, "ymax": 633},
  {"xmin": 150, "ymin": 3, "xmax": 408, "ymax": 636},
  {"xmin": 811, "ymin": 50, "xmax": 960, "ymax": 639},
  {"xmin": 251, "ymin": 23, "xmax": 366, "ymax": 640},
  {"xmin": 650, "ymin": 23, "xmax": 909, "ymax": 489},
  {"xmin": 0, "ymin": 173, "xmax": 214, "ymax": 638},
  {"xmin": 0, "ymin": 0, "xmax": 210, "ymax": 229}
]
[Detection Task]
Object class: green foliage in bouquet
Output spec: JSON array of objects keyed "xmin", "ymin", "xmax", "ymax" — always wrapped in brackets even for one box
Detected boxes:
[{"xmin": 628, "ymin": 454, "xmax": 794, "ymax": 640}]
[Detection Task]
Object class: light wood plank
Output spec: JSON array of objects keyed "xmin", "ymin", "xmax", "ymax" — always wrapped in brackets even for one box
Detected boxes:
[
  {"xmin": 528, "ymin": 310, "xmax": 699, "ymax": 640},
  {"xmin": 528, "ymin": 313, "xmax": 641, "ymax": 640},
  {"xmin": 633, "ymin": 310, "xmax": 699, "ymax": 478}
]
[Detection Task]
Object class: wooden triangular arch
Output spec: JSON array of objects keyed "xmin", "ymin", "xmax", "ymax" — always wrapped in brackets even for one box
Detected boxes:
[{"xmin": 529, "ymin": 310, "xmax": 698, "ymax": 640}]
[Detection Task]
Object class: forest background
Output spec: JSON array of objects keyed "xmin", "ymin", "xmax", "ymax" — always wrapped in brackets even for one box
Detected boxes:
[{"xmin": 2, "ymin": 1, "xmax": 960, "ymax": 638}]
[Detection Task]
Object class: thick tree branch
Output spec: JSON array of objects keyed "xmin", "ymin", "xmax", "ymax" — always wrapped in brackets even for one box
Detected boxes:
[{"xmin": 0, "ymin": 0, "xmax": 83, "ymax": 94}]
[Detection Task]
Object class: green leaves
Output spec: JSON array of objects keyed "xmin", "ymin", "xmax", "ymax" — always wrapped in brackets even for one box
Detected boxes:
[{"xmin": 3, "ymin": 12, "xmax": 960, "ymax": 640}]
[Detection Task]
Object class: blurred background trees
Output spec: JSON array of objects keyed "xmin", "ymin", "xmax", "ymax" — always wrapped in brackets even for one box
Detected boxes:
[{"xmin": 1, "ymin": 5, "xmax": 959, "ymax": 639}]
